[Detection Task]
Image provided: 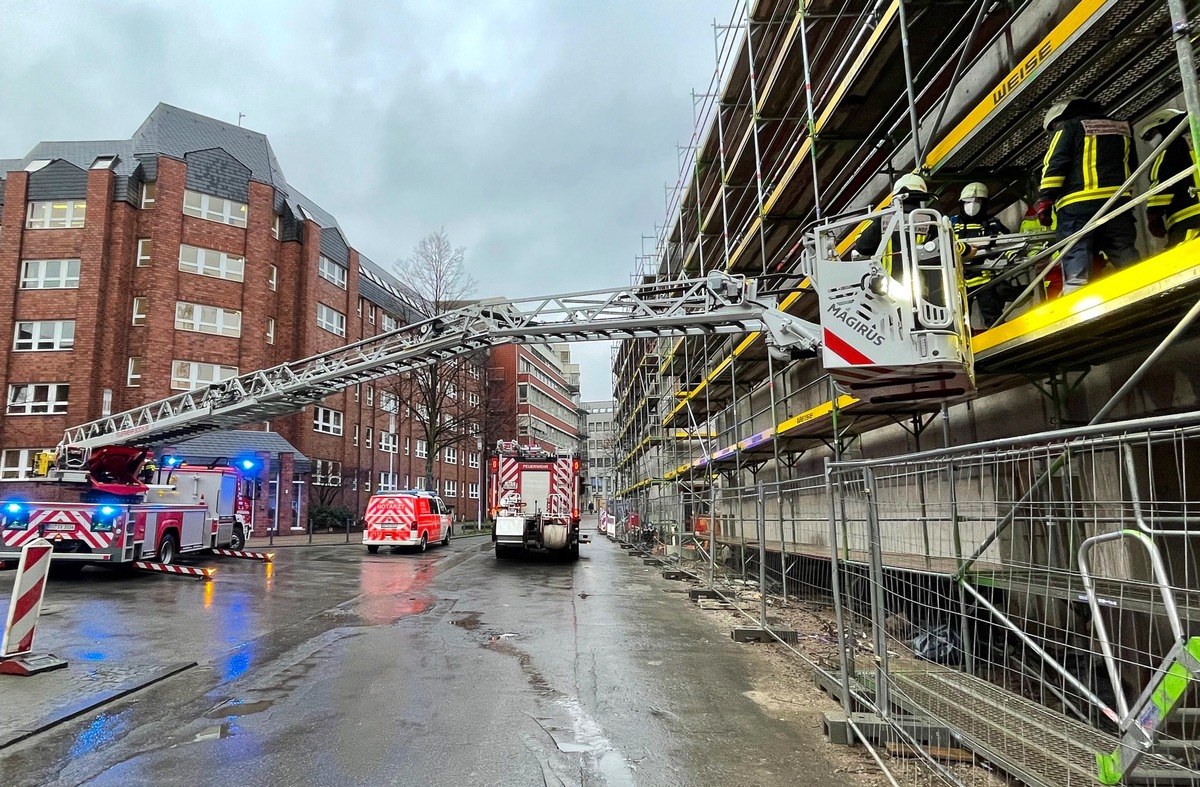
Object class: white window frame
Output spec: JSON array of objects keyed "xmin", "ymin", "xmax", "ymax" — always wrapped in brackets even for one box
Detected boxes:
[
  {"xmin": 179, "ymin": 244, "xmax": 244, "ymax": 282},
  {"xmin": 268, "ymin": 265, "xmax": 278, "ymax": 291},
  {"xmin": 468, "ymin": 452, "xmax": 480, "ymax": 469},
  {"xmin": 26, "ymin": 200, "xmax": 86, "ymax": 229},
  {"xmin": 378, "ymin": 471, "xmax": 399, "ymax": 492},
  {"xmin": 127, "ymin": 357, "xmax": 143, "ymax": 387},
  {"xmin": 1, "ymin": 448, "xmax": 53, "ymax": 480},
  {"xmin": 20, "ymin": 259, "xmax": 80, "ymax": 289},
  {"xmin": 7, "ymin": 383, "xmax": 69, "ymax": 415},
  {"xmin": 272, "ymin": 215, "xmax": 282, "ymax": 240},
  {"xmin": 140, "ymin": 181, "xmax": 157, "ymax": 208},
  {"xmin": 469, "ymin": 365, "xmax": 481, "ymax": 380},
  {"xmin": 136, "ymin": 238, "xmax": 152, "ymax": 267},
  {"xmin": 416, "ymin": 440, "xmax": 428, "ymax": 459},
  {"xmin": 170, "ymin": 360, "xmax": 238, "ymax": 391},
  {"xmin": 132, "ymin": 297, "xmax": 148, "ymax": 326},
  {"xmin": 369, "ymin": 304, "xmax": 376, "ymax": 324},
  {"xmin": 318, "ymin": 256, "xmax": 348, "ymax": 289},
  {"xmin": 469, "ymin": 482, "xmax": 480, "ymax": 500},
  {"xmin": 405, "ymin": 436, "xmax": 411, "ymax": 455},
  {"xmin": 312, "ymin": 459, "xmax": 342, "ymax": 487},
  {"xmin": 175, "ymin": 301, "xmax": 242, "ymax": 337},
  {"xmin": 469, "ymin": 392, "xmax": 480, "ymax": 406},
  {"xmin": 366, "ymin": 386, "xmax": 374, "ymax": 407},
  {"xmin": 353, "ymin": 423, "xmax": 360, "ymax": 446},
  {"xmin": 380, "ymin": 391, "xmax": 397, "ymax": 413},
  {"xmin": 380, "ymin": 432, "xmax": 398, "ymax": 454},
  {"xmin": 444, "ymin": 480, "xmax": 458, "ymax": 498},
  {"xmin": 365, "ymin": 427, "xmax": 373, "ymax": 449},
  {"xmin": 266, "ymin": 317, "xmax": 275, "ymax": 345},
  {"xmin": 317, "ymin": 304, "xmax": 346, "ymax": 337},
  {"xmin": 381, "ymin": 314, "xmax": 398, "ymax": 332},
  {"xmin": 182, "ymin": 189, "xmax": 247, "ymax": 227},
  {"xmin": 313, "ymin": 406, "xmax": 344, "ymax": 435},
  {"xmin": 13, "ymin": 320, "xmax": 75, "ymax": 351},
  {"xmin": 444, "ymin": 447, "xmax": 457, "ymax": 465}
]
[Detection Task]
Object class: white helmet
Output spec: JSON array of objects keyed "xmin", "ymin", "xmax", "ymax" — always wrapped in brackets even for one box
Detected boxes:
[
  {"xmin": 1137, "ymin": 108, "xmax": 1186, "ymax": 141},
  {"xmin": 894, "ymin": 173, "xmax": 928, "ymax": 196},
  {"xmin": 1043, "ymin": 96, "xmax": 1085, "ymax": 131},
  {"xmin": 960, "ymin": 182, "xmax": 988, "ymax": 202}
]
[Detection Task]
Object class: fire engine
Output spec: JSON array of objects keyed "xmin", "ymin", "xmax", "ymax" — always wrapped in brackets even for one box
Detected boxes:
[
  {"xmin": 0, "ymin": 220, "xmax": 973, "ymax": 571},
  {"xmin": 0, "ymin": 446, "xmax": 256, "ymax": 571},
  {"xmin": 488, "ymin": 441, "xmax": 582, "ymax": 559}
]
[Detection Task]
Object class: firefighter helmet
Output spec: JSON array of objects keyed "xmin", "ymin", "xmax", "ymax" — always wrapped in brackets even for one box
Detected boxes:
[
  {"xmin": 894, "ymin": 173, "xmax": 928, "ymax": 196},
  {"xmin": 1043, "ymin": 96, "xmax": 1085, "ymax": 131},
  {"xmin": 1137, "ymin": 108, "xmax": 1186, "ymax": 141},
  {"xmin": 960, "ymin": 182, "xmax": 988, "ymax": 202}
]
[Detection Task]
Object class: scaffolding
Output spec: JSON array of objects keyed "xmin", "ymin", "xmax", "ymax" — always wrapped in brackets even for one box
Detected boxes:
[{"xmin": 612, "ymin": 0, "xmax": 1200, "ymax": 784}]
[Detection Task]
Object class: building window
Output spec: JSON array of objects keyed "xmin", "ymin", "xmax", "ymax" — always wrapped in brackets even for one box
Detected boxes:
[
  {"xmin": 378, "ymin": 472, "xmax": 399, "ymax": 492},
  {"xmin": 140, "ymin": 181, "xmax": 157, "ymax": 209},
  {"xmin": 405, "ymin": 436, "xmax": 411, "ymax": 455},
  {"xmin": 354, "ymin": 384, "xmax": 360, "ymax": 402},
  {"xmin": 469, "ymin": 365, "xmax": 481, "ymax": 380},
  {"xmin": 357, "ymin": 300, "xmax": 363, "ymax": 318},
  {"xmin": 7, "ymin": 383, "xmax": 69, "ymax": 415},
  {"xmin": 171, "ymin": 360, "xmax": 237, "ymax": 390},
  {"xmin": 416, "ymin": 440, "xmax": 428, "ymax": 459},
  {"xmin": 0, "ymin": 448, "xmax": 52, "ymax": 480},
  {"xmin": 469, "ymin": 392, "xmax": 480, "ymax": 406},
  {"xmin": 518, "ymin": 383, "xmax": 529, "ymax": 403},
  {"xmin": 132, "ymin": 297, "xmax": 148, "ymax": 326},
  {"xmin": 136, "ymin": 238, "xmax": 153, "ymax": 267},
  {"xmin": 26, "ymin": 200, "xmax": 86, "ymax": 229},
  {"xmin": 312, "ymin": 459, "xmax": 342, "ymax": 486},
  {"xmin": 380, "ymin": 391, "xmax": 397, "ymax": 413},
  {"xmin": 13, "ymin": 320, "xmax": 75, "ymax": 351},
  {"xmin": 266, "ymin": 317, "xmax": 275, "ymax": 345},
  {"xmin": 365, "ymin": 427, "xmax": 373, "ymax": 449},
  {"xmin": 353, "ymin": 423, "xmax": 360, "ymax": 446},
  {"xmin": 272, "ymin": 215, "xmax": 282, "ymax": 240},
  {"xmin": 179, "ymin": 244, "xmax": 245, "ymax": 282},
  {"xmin": 468, "ymin": 452, "xmax": 480, "ymax": 469},
  {"xmin": 469, "ymin": 482, "xmax": 480, "ymax": 500},
  {"xmin": 183, "ymin": 189, "xmax": 247, "ymax": 227},
  {"xmin": 381, "ymin": 314, "xmax": 398, "ymax": 332},
  {"xmin": 269, "ymin": 265, "xmax": 278, "ymax": 291},
  {"xmin": 175, "ymin": 301, "xmax": 242, "ymax": 337},
  {"xmin": 20, "ymin": 259, "xmax": 80, "ymax": 289},
  {"xmin": 318, "ymin": 256, "xmax": 347, "ymax": 289},
  {"xmin": 447, "ymin": 384, "xmax": 457, "ymax": 400},
  {"xmin": 313, "ymin": 406, "xmax": 344, "ymax": 435},
  {"xmin": 317, "ymin": 304, "xmax": 346, "ymax": 337},
  {"xmin": 365, "ymin": 386, "xmax": 374, "ymax": 407},
  {"xmin": 444, "ymin": 447, "xmax": 457, "ymax": 465},
  {"xmin": 444, "ymin": 480, "xmax": 458, "ymax": 498},
  {"xmin": 380, "ymin": 432, "xmax": 398, "ymax": 453},
  {"xmin": 127, "ymin": 357, "xmax": 143, "ymax": 387},
  {"xmin": 369, "ymin": 304, "xmax": 376, "ymax": 324}
]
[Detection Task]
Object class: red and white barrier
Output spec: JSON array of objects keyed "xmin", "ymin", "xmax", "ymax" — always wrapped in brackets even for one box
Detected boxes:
[
  {"xmin": 132, "ymin": 561, "xmax": 216, "ymax": 580},
  {"xmin": 1, "ymin": 538, "xmax": 67, "ymax": 676},
  {"xmin": 209, "ymin": 548, "xmax": 274, "ymax": 562}
]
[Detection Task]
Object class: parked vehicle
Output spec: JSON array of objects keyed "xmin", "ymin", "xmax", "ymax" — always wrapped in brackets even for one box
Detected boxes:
[{"xmin": 363, "ymin": 490, "xmax": 452, "ymax": 554}]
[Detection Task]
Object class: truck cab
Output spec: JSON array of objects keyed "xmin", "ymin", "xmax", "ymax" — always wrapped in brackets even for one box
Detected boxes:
[{"xmin": 363, "ymin": 490, "xmax": 452, "ymax": 554}]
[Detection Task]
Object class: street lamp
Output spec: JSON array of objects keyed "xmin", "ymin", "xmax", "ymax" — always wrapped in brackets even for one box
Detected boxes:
[{"xmin": 476, "ymin": 435, "xmax": 483, "ymax": 529}]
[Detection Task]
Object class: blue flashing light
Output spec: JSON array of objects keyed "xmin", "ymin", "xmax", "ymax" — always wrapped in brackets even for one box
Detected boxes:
[
  {"xmin": 164, "ymin": 456, "xmax": 181, "ymax": 467},
  {"xmin": 99, "ymin": 505, "xmax": 116, "ymax": 517},
  {"xmin": 241, "ymin": 459, "xmax": 254, "ymax": 470},
  {"xmin": 4, "ymin": 502, "xmax": 22, "ymax": 515}
]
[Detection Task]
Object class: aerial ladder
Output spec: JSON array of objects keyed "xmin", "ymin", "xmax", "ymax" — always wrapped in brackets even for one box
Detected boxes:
[{"xmin": 38, "ymin": 204, "xmax": 972, "ymax": 492}]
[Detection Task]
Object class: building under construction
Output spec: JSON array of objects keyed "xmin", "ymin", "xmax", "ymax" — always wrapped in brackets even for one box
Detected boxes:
[{"xmin": 612, "ymin": 1, "xmax": 1200, "ymax": 784}]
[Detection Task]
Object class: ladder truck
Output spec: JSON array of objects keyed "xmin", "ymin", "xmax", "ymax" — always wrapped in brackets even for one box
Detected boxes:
[
  {"xmin": 488, "ymin": 441, "xmax": 583, "ymax": 560},
  {"xmin": 0, "ymin": 204, "xmax": 975, "ymax": 570}
]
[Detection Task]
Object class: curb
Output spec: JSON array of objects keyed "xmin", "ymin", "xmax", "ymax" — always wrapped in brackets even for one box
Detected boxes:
[
  {"xmin": 248, "ymin": 531, "xmax": 494, "ymax": 550},
  {"xmin": 0, "ymin": 661, "xmax": 197, "ymax": 750}
]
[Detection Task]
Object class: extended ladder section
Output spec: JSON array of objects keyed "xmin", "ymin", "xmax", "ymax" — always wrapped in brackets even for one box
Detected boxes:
[{"xmin": 59, "ymin": 273, "xmax": 823, "ymax": 452}]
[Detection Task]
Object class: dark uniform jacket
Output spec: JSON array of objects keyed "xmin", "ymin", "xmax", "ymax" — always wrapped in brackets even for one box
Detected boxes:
[
  {"xmin": 1039, "ymin": 114, "xmax": 1136, "ymax": 211},
  {"xmin": 1147, "ymin": 136, "xmax": 1200, "ymax": 231},
  {"xmin": 949, "ymin": 214, "xmax": 1009, "ymax": 240}
]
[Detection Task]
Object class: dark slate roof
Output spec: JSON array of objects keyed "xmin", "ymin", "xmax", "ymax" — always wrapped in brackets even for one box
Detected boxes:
[
  {"xmin": 358, "ymin": 255, "xmax": 426, "ymax": 322},
  {"xmin": 23, "ymin": 140, "xmax": 137, "ymax": 176},
  {"xmin": 131, "ymin": 103, "xmax": 287, "ymax": 188},
  {"xmin": 166, "ymin": 430, "xmax": 310, "ymax": 474},
  {"xmin": 285, "ymin": 184, "xmax": 341, "ymax": 231}
]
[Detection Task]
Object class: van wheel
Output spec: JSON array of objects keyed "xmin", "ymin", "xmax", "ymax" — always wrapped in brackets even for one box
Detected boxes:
[
  {"xmin": 367, "ymin": 544, "xmax": 379, "ymax": 554},
  {"xmin": 229, "ymin": 526, "xmax": 245, "ymax": 551},
  {"xmin": 158, "ymin": 533, "xmax": 178, "ymax": 565},
  {"xmin": 419, "ymin": 534, "xmax": 428, "ymax": 553},
  {"xmin": 442, "ymin": 527, "xmax": 451, "ymax": 546}
]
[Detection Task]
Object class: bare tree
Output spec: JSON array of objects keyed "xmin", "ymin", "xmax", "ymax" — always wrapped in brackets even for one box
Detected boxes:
[{"xmin": 387, "ymin": 230, "xmax": 485, "ymax": 490}]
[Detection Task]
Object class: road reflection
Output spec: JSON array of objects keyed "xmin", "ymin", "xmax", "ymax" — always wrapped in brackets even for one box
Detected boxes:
[{"xmin": 356, "ymin": 554, "xmax": 438, "ymax": 624}]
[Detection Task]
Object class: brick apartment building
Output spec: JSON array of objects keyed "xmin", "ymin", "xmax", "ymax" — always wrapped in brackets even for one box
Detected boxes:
[
  {"xmin": 0, "ymin": 104, "xmax": 484, "ymax": 529},
  {"xmin": 486, "ymin": 343, "xmax": 583, "ymax": 456}
]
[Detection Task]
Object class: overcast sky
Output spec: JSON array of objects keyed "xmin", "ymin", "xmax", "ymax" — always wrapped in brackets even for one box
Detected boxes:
[{"xmin": 0, "ymin": 1, "xmax": 737, "ymax": 400}]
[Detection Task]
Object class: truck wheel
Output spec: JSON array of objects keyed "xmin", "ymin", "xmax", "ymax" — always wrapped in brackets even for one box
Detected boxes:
[
  {"xmin": 419, "ymin": 533, "xmax": 428, "ymax": 553},
  {"xmin": 159, "ymin": 533, "xmax": 178, "ymax": 565},
  {"xmin": 441, "ymin": 526, "xmax": 451, "ymax": 546},
  {"xmin": 367, "ymin": 544, "xmax": 379, "ymax": 554},
  {"xmin": 49, "ymin": 562, "xmax": 85, "ymax": 578},
  {"xmin": 229, "ymin": 526, "xmax": 245, "ymax": 551},
  {"xmin": 495, "ymin": 545, "xmax": 512, "ymax": 559},
  {"xmin": 568, "ymin": 543, "xmax": 580, "ymax": 561}
]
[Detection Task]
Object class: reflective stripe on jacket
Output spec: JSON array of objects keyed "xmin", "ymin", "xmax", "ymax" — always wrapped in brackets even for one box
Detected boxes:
[
  {"xmin": 1148, "ymin": 136, "xmax": 1200, "ymax": 230},
  {"xmin": 1039, "ymin": 116, "xmax": 1136, "ymax": 209}
]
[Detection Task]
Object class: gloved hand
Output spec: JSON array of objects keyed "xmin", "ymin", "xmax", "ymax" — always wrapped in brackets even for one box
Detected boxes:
[
  {"xmin": 1035, "ymin": 199, "xmax": 1055, "ymax": 227},
  {"xmin": 1147, "ymin": 210, "xmax": 1167, "ymax": 238}
]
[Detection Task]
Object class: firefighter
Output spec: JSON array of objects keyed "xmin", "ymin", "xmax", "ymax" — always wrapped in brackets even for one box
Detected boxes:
[
  {"xmin": 854, "ymin": 174, "xmax": 954, "ymax": 272},
  {"xmin": 1036, "ymin": 96, "xmax": 1139, "ymax": 294},
  {"xmin": 951, "ymin": 182, "xmax": 1012, "ymax": 327},
  {"xmin": 1139, "ymin": 108, "xmax": 1200, "ymax": 248}
]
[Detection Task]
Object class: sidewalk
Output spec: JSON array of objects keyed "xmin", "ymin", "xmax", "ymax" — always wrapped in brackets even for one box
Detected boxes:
[{"xmin": 248, "ymin": 526, "xmax": 493, "ymax": 549}]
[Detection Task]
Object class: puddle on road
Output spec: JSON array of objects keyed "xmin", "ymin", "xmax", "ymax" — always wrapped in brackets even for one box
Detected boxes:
[
  {"xmin": 191, "ymin": 722, "xmax": 235, "ymax": 742},
  {"xmin": 206, "ymin": 698, "xmax": 275, "ymax": 719},
  {"xmin": 450, "ymin": 611, "xmax": 482, "ymax": 630}
]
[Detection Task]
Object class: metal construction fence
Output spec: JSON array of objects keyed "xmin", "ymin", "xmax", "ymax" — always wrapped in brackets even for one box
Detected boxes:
[{"xmin": 624, "ymin": 412, "xmax": 1200, "ymax": 786}]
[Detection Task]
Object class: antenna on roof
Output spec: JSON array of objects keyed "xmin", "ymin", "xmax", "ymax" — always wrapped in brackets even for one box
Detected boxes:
[{"xmin": 238, "ymin": 112, "xmax": 246, "ymax": 127}]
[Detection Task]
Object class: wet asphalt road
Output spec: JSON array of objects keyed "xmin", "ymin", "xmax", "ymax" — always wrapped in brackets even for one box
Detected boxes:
[{"xmin": 1, "ymin": 530, "xmax": 832, "ymax": 786}]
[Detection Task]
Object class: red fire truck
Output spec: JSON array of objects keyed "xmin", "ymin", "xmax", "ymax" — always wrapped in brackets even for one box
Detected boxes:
[
  {"xmin": 0, "ymin": 446, "xmax": 255, "ymax": 571},
  {"xmin": 488, "ymin": 441, "xmax": 584, "ymax": 559}
]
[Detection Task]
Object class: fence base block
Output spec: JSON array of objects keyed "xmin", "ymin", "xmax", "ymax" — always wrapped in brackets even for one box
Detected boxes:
[
  {"xmin": 0, "ymin": 652, "xmax": 68, "ymax": 676},
  {"xmin": 661, "ymin": 570, "xmax": 688, "ymax": 580},
  {"xmin": 731, "ymin": 627, "xmax": 798, "ymax": 645},
  {"xmin": 822, "ymin": 710, "xmax": 955, "ymax": 749},
  {"xmin": 688, "ymin": 589, "xmax": 721, "ymax": 600},
  {"xmin": 618, "ymin": 543, "xmax": 633, "ymax": 550},
  {"xmin": 643, "ymin": 558, "xmax": 664, "ymax": 567}
]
